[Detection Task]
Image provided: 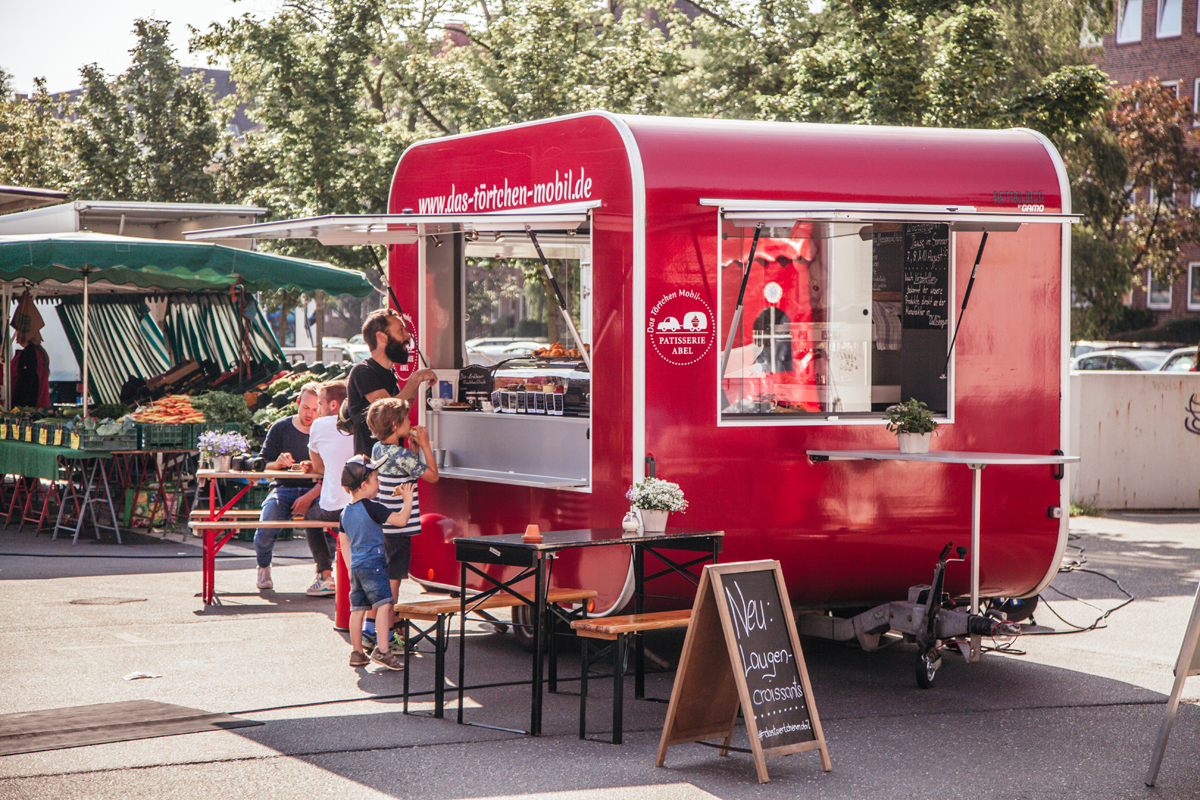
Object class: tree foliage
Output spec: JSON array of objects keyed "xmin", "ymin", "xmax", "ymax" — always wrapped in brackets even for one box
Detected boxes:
[
  {"xmin": 69, "ymin": 19, "xmax": 229, "ymax": 203},
  {"xmin": 0, "ymin": 78, "xmax": 72, "ymax": 190},
  {"xmin": 1068, "ymin": 80, "xmax": 1200, "ymax": 338}
]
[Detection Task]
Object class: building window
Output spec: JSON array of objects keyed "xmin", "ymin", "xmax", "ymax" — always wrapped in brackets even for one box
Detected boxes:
[
  {"xmin": 1157, "ymin": 0, "xmax": 1181, "ymax": 35},
  {"xmin": 1189, "ymin": 264, "xmax": 1200, "ymax": 311},
  {"xmin": 1148, "ymin": 271, "xmax": 1173, "ymax": 309},
  {"xmin": 1117, "ymin": 0, "xmax": 1143, "ymax": 42}
]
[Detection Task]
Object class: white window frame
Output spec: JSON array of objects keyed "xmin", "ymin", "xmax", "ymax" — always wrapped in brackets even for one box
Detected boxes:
[
  {"xmin": 1157, "ymin": 0, "xmax": 1182, "ymax": 36},
  {"xmin": 1148, "ymin": 270, "xmax": 1173, "ymax": 309},
  {"xmin": 1188, "ymin": 263, "xmax": 1200, "ymax": 310},
  {"xmin": 1117, "ymin": 0, "xmax": 1143, "ymax": 42},
  {"xmin": 1195, "ymin": 79, "xmax": 1200, "ymax": 126},
  {"xmin": 1162, "ymin": 80, "xmax": 1180, "ymax": 97}
]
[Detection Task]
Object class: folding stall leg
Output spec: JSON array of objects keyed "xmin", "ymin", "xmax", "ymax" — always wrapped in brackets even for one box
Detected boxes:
[{"xmin": 6, "ymin": 476, "xmax": 30, "ymax": 524}]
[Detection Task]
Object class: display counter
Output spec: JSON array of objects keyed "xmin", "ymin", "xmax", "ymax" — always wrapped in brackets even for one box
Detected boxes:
[{"xmin": 429, "ymin": 410, "xmax": 589, "ymax": 488}]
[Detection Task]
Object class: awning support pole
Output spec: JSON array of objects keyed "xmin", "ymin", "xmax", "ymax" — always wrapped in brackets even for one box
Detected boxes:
[
  {"xmin": 940, "ymin": 231, "xmax": 988, "ymax": 380},
  {"xmin": 82, "ymin": 267, "xmax": 90, "ymax": 418},
  {"xmin": 719, "ymin": 222, "xmax": 764, "ymax": 380},
  {"xmin": 525, "ymin": 227, "xmax": 593, "ymax": 373}
]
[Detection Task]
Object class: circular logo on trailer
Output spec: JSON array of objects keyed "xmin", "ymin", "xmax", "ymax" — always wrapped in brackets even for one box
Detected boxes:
[
  {"xmin": 763, "ymin": 281, "xmax": 783, "ymax": 305},
  {"xmin": 394, "ymin": 311, "xmax": 419, "ymax": 382},
  {"xmin": 648, "ymin": 291, "xmax": 715, "ymax": 366}
]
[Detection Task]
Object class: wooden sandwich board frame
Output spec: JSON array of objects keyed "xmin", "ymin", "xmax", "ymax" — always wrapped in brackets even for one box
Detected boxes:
[
  {"xmin": 1146, "ymin": 580, "xmax": 1200, "ymax": 786},
  {"xmin": 655, "ymin": 560, "xmax": 831, "ymax": 783}
]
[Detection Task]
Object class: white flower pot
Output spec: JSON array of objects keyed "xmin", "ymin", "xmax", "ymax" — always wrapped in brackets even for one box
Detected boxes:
[
  {"xmin": 898, "ymin": 432, "xmax": 932, "ymax": 454},
  {"xmin": 639, "ymin": 508, "xmax": 669, "ymax": 532},
  {"xmin": 213, "ymin": 454, "xmax": 232, "ymax": 472}
]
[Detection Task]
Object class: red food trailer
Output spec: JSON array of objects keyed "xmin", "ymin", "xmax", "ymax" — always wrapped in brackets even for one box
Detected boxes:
[{"xmin": 193, "ymin": 112, "xmax": 1076, "ymax": 684}]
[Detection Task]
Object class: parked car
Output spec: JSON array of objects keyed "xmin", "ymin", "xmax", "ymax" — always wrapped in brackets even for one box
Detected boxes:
[
  {"xmin": 1070, "ymin": 349, "xmax": 1170, "ymax": 371},
  {"xmin": 1157, "ymin": 347, "xmax": 1198, "ymax": 372},
  {"xmin": 1070, "ymin": 340, "xmax": 1184, "ymax": 358},
  {"xmin": 465, "ymin": 339, "xmax": 545, "ymax": 365}
]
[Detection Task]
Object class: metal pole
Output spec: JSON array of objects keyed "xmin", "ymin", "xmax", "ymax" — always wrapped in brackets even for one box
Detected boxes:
[
  {"xmin": 969, "ymin": 463, "xmax": 984, "ymax": 663},
  {"xmin": 82, "ymin": 269, "xmax": 90, "ymax": 418},
  {"xmin": 2, "ymin": 283, "xmax": 9, "ymax": 410}
]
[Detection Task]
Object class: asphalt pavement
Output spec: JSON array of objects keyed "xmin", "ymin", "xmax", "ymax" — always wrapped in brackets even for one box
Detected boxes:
[{"xmin": 2, "ymin": 512, "xmax": 1200, "ymax": 799}]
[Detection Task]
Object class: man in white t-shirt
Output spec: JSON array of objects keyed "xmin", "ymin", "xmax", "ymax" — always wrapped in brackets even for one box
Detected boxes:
[{"xmin": 300, "ymin": 379, "xmax": 357, "ymax": 596}]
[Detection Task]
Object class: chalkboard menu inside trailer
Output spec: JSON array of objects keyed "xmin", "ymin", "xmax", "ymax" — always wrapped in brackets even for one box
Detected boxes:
[
  {"xmin": 902, "ymin": 223, "xmax": 950, "ymax": 331},
  {"xmin": 656, "ymin": 561, "xmax": 830, "ymax": 784},
  {"xmin": 872, "ymin": 228, "xmax": 904, "ymax": 294},
  {"xmin": 457, "ymin": 365, "xmax": 492, "ymax": 405}
]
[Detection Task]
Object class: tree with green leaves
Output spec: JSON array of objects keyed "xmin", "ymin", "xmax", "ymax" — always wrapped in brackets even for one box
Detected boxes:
[
  {"xmin": 70, "ymin": 18, "xmax": 229, "ymax": 203},
  {"xmin": 0, "ymin": 77, "xmax": 72, "ymax": 191},
  {"xmin": 1067, "ymin": 80, "xmax": 1200, "ymax": 339}
]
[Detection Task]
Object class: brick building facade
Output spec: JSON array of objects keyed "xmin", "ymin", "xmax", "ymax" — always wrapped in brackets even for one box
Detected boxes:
[{"xmin": 1100, "ymin": 0, "xmax": 1200, "ymax": 325}]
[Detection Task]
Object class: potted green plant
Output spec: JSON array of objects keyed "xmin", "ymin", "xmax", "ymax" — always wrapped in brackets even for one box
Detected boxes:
[
  {"xmin": 626, "ymin": 477, "xmax": 688, "ymax": 533},
  {"xmin": 885, "ymin": 398, "xmax": 939, "ymax": 454}
]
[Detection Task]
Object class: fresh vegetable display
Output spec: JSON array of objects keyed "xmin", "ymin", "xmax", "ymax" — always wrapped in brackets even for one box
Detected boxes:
[
  {"xmin": 131, "ymin": 395, "xmax": 204, "ymax": 424},
  {"xmin": 191, "ymin": 392, "xmax": 252, "ymax": 427}
]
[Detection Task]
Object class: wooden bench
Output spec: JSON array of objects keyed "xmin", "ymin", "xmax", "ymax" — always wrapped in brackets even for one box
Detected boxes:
[
  {"xmin": 189, "ymin": 518, "xmax": 340, "ymax": 605},
  {"xmin": 396, "ymin": 588, "xmax": 598, "ymax": 719},
  {"xmin": 571, "ymin": 609, "xmax": 693, "ymax": 744}
]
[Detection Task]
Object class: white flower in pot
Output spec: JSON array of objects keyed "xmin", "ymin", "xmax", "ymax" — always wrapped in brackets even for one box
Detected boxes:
[
  {"xmin": 625, "ymin": 477, "xmax": 688, "ymax": 533},
  {"xmin": 884, "ymin": 398, "xmax": 939, "ymax": 454}
]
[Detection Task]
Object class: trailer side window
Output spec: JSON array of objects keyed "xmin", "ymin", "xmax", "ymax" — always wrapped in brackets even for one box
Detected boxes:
[{"xmin": 719, "ymin": 219, "xmax": 949, "ymax": 422}]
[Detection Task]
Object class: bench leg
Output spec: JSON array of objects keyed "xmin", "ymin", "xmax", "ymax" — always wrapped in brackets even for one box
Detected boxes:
[
  {"xmin": 434, "ymin": 613, "xmax": 447, "ymax": 719},
  {"xmin": 613, "ymin": 634, "xmax": 626, "ymax": 745},
  {"xmin": 578, "ymin": 637, "xmax": 590, "ymax": 740},
  {"xmin": 403, "ymin": 618, "xmax": 411, "ymax": 715}
]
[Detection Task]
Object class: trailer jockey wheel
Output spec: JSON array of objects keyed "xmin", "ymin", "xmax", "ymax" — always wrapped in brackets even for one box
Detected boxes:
[
  {"xmin": 511, "ymin": 605, "xmax": 551, "ymax": 653},
  {"xmin": 916, "ymin": 647, "xmax": 942, "ymax": 689}
]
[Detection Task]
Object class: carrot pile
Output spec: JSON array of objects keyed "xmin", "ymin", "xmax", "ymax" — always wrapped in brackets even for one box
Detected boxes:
[{"xmin": 131, "ymin": 395, "xmax": 206, "ymax": 423}]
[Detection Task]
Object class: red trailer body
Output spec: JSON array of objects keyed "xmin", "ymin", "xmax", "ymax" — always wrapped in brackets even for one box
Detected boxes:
[{"xmin": 374, "ymin": 112, "xmax": 1073, "ymax": 616}]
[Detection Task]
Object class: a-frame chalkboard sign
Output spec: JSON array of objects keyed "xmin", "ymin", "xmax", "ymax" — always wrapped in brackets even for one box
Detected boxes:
[
  {"xmin": 655, "ymin": 560, "xmax": 831, "ymax": 783},
  {"xmin": 1146, "ymin": 580, "xmax": 1200, "ymax": 786}
]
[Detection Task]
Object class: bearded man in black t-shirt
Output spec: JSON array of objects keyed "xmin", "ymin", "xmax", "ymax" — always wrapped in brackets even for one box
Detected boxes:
[{"xmin": 346, "ymin": 307, "xmax": 436, "ymax": 455}]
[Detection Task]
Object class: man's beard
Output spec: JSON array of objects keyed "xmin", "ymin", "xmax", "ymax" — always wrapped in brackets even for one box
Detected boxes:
[{"xmin": 385, "ymin": 336, "xmax": 409, "ymax": 365}]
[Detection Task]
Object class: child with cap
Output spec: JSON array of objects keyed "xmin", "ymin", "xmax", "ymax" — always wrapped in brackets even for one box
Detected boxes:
[
  {"xmin": 363, "ymin": 397, "xmax": 440, "ymax": 651},
  {"xmin": 340, "ymin": 454, "xmax": 415, "ymax": 669}
]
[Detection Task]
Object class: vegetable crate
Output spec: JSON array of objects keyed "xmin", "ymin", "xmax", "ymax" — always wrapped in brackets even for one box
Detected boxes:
[
  {"xmin": 137, "ymin": 423, "xmax": 187, "ymax": 450},
  {"xmin": 74, "ymin": 431, "xmax": 138, "ymax": 451}
]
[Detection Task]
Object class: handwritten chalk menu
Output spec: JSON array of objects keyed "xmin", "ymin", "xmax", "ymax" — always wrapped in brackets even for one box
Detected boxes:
[
  {"xmin": 656, "ymin": 561, "xmax": 830, "ymax": 784},
  {"xmin": 872, "ymin": 228, "xmax": 904, "ymax": 294},
  {"xmin": 903, "ymin": 223, "xmax": 950, "ymax": 330}
]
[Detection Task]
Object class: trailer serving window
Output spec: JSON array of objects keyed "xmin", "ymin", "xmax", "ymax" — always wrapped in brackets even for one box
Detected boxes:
[{"xmin": 710, "ymin": 202, "xmax": 1077, "ymax": 425}]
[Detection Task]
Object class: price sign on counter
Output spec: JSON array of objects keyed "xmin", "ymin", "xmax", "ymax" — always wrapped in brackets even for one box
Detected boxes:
[{"xmin": 656, "ymin": 561, "xmax": 830, "ymax": 783}]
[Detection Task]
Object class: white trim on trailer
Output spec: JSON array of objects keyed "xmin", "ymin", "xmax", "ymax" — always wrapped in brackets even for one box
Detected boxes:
[
  {"xmin": 183, "ymin": 203, "xmax": 598, "ymax": 245},
  {"xmin": 1015, "ymin": 126, "xmax": 1075, "ymax": 601}
]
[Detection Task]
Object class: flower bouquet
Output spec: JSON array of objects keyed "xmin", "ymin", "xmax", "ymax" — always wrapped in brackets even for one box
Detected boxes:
[
  {"xmin": 198, "ymin": 429, "xmax": 250, "ymax": 470},
  {"xmin": 626, "ymin": 477, "xmax": 687, "ymax": 532}
]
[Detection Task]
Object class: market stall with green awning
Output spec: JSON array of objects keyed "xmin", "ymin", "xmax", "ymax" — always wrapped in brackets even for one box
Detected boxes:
[{"xmin": 0, "ymin": 231, "xmax": 374, "ymax": 412}]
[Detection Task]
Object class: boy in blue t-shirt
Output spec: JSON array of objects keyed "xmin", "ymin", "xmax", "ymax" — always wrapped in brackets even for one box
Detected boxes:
[{"xmin": 339, "ymin": 455, "xmax": 414, "ymax": 670}]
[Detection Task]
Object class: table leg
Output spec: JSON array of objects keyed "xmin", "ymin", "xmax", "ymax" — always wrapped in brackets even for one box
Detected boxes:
[
  {"xmin": 634, "ymin": 544, "xmax": 646, "ymax": 699},
  {"xmin": 458, "ymin": 562, "xmax": 467, "ymax": 725},
  {"xmin": 204, "ymin": 526, "xmax": 215, "ymax": 605},
  {"xmin": 969, "ymin": 463, "xmax": 984, "ymax": 663},
  {"xmin": 532, "ymin": 555, "xmax": 546, "ymax": 737}
]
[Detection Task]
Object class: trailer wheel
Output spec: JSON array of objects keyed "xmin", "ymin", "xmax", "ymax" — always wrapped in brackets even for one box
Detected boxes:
[
  {"xmin": 916, "ymin": 649, "xmax": 941, "ymax": 689},
  {"xmin": 511, "ymin": 605, "xmax": 551, "ymax": 653}
]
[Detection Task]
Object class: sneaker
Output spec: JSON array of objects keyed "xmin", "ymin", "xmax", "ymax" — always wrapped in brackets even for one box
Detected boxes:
[
  {"xmin": 370, "ymin": 647, "xmax": 404, "ymax": 670},
  {"xmin": 361, "ymin": 631, "xmax": 377, "ymax": 652},
  {"xmin": 306, "ymin": 577, "xmax": 335, "ymax": 597},
  {"xmin": 256, "ymin": 566, "xmax": 273, "ymax": 590},
  {"xmin": 390, "ymin": 629, "xmax": 420, "ymax": 656},
  {"xmin": 349, "ymin": 650, "xmax": 370, "ymax": 667}
]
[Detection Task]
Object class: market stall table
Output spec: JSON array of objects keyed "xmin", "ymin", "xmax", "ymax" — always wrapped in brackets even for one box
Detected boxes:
[
  {"xmin": 0, "ymin": 439, "xmax": 119, "ymax": 544},
  {"xmin": 191, "ymin": 468, "xmax": 323, "ymax": 605},
  {"xmin": 453, "ymin": 527, "xmax": 724, "ymax": 736},
  {"xmin": 805, "ymin": 449, "xmax": 1078, "ymax": 660}
]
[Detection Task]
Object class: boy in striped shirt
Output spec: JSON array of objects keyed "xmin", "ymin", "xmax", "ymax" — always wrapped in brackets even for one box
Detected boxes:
[{"xmin": 365, "ymin": 398, "xmax": 440, "ymax": 649}]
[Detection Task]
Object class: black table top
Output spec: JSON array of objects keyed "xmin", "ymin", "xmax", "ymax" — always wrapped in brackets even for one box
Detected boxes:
[{"xmin": 453, "ymin": 527, "xmax": 724, "ymax": 565}]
